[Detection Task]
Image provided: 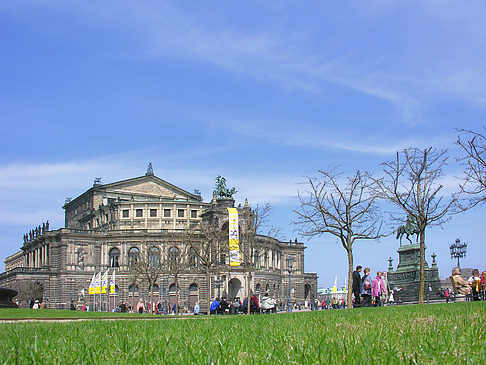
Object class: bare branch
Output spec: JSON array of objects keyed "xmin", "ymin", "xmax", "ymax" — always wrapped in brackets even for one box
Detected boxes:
[
  {"xmin": 456, "ymin": 127, "xmax": 486, "ymax": 209},
  {"xmin": 294, "ymin": 169, "xmax": 384, "ymax": 308}
]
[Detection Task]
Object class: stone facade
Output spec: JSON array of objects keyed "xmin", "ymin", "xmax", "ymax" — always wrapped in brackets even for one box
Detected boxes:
[{"xmin": 1, "ymin": 172, "xmax": 317, "ymax": 312}]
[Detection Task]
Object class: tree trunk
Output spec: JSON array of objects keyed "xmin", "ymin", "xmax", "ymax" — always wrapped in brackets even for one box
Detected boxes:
[
  {"xmin": 247, "ymin": 271, "xmax": 252, "ymax": 315},
  {"xmin": 206, "ymin": 269, "xmax": 211, "ymax": 315},
  {"xmin": 419, "ymin": 231, "xmax": 426, "ymax": 304},
  {"xmin": 175, "ymin": 274, "xmax": 179, "ymax": 315},
  {"xmin": 149, "ymin": 282, "xmax": 154, "ymax": 313},
  {"xmin": 346, "ymin": 249, "xmax": 354, "ymax": 309}
]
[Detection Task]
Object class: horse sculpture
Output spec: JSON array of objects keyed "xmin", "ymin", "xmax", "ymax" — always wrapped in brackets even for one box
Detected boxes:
[{"xmin": 396, "ymin": 224, "xmax": 420, "ymax": 246}]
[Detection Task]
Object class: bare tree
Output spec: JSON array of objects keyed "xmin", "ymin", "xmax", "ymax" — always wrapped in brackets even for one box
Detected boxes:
[
  {"xmin": 128, "ymin": 241, "xmax": 166, "ymax": 311},
  {"xmin": 240, "ymin": 203, "xmax": 275, "ymax": 314},
  {"xmin": 294, "ymin": 169, "xmax": 383, "ymax": 308},
  {"xmin": 188, "ymin": 221, "xmax": 228, "ymax": 313},
  {"xmin": 457, "ymin": 127, "xmax": 486, "ymax": 208},
  {"xmin": 14, "ymin": 280, "xmax": 44, "ymax": 307},
  {"xmin": 374, "ymin": 147, "xmax": 459, "ymax": 304},
  {"xmin": 166, "ymin": 235, "xmax": 191, "ymax": 315}
]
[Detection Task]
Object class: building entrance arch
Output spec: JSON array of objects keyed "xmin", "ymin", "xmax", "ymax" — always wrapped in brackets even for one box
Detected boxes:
[
  {"xmin": 305, "ymin": 284, "xmax": 312, "ymax": 307},
  {"xmin": 228, "ymin": 278, "xmax": 242, "ymax": 299}
]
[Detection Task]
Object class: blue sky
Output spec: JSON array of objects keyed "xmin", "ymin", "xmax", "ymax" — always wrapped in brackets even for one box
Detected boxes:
[{"xmin": 1, "ymin": 1, "xmax": 485, "ymax": 286}]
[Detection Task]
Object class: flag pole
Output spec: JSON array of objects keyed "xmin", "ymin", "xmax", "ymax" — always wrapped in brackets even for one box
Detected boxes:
[
  {"xmin": 99, "ymin": 271, "xmax": 102, "ymax": 312},
  {"xmin": 106, "ymin": 269, "xmax": 110, "ymax": 313}
]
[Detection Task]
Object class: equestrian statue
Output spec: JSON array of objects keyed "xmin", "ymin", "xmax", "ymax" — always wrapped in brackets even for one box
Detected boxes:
[{"xmin": 396, "ymin": 213, "xmax": 420, "ymax": 246}]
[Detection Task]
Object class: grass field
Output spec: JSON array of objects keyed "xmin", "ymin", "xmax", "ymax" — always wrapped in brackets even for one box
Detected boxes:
[{"xmin": 1, "ymin": 302, "xmax": 484, "ymax": 364}]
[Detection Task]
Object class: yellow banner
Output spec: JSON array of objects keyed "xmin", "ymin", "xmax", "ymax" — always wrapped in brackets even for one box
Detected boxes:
[
  {"xmin": 88, "ymin": 272, "xmax": 96, "ymax": 295},
  {"xmin": 101, "ymin": 269, "xmax": 108, "ymax": 293},
  {"xmin": 110, "ymin": 270, "xmax": 116, "ymax": 294},
  {"xmin": 227, "ymin": 208, "xmax": 240, "ymax": 267},
  {"xmin": 94, "ymin": 272, "xmax": 102, "ymax": 294}
]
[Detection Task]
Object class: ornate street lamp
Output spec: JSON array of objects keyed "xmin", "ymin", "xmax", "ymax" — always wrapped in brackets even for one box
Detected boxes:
[
  {"xmin": 450, "ymin": 238, "xmax": 467, "ymax": 268},
  {"xmin": 286, "ymin": 255, "xmax": 295, "ymax": 313}
]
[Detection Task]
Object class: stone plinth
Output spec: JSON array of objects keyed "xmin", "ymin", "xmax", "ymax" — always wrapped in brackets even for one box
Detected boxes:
[{"xmin": 388, "ymin": 244, "xmax": 441, "ymax": 303}]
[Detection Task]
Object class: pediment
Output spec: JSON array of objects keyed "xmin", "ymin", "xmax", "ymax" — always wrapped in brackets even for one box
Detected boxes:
[{"xmin": 103, "ymin": 176, "xmax": 199, "ymax": 201}]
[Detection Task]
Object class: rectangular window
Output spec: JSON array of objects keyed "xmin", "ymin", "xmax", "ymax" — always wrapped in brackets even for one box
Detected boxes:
[
  {"xmin": 178, "ymin": 209, "xmax": 185, "ymax": 218},
  {"xmin": 122, "ymin": 210, "xmax": 129, "ymax": 218},
  {"xmin": 164, "ymin": 209, "xmax": 171, "ymax": 218},
  {"xmin": 191, "ymin": 210, "xmax": 198, "ymax": 218},
  {"xmin": 150, "ymin": 209, "xmax": 157, "ymax": 217},
  {"xmin": 136, "ymin": 209, "xmax": 143, "ymax": 217}
]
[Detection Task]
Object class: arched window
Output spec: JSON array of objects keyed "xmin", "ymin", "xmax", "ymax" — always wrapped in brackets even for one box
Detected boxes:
[
  {"xmin": 188, "ymin": 248, "xmax": 198, "ymax": 267},
  {"xmin": 128, "ymin": 284, "xmax": 139, "ymax": 294},
  {"xmin": 189, "ymin": 283, "xmax": 198, "ymax": 292},
  {"xmin": 150, "ymin": 284, "xmax": 160, "ymax": 293},
  {"xmin": 254, "ymin": 251, "xmax": 260, "ymax": 269},
  {"xmin": 255, "ymin": 283, "xmax": 261, "ymax": 293},
  {"xmin": 149, "ymin": 246, "xmax": 160, "ymax": 268},
  {"xmin": 169, "ymin": 283, "xmax": 177, "ymax": 293},
  {"xmin": 128, "ymin": 247, "xmax": 139, "ymax": 265},
  {"xmin": 168, "ymin": 246, "xmax": 180, "ymax": 268},
  {"xmin": 109, "ymin": 248, "xmax": 120, "ymax": 268}
]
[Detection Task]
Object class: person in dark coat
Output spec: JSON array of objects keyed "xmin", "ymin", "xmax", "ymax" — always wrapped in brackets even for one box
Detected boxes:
[
  {"xmin": 241, "ymin": 297, "xmax": 248, "ymax": 314},
  {"xmin": 353, "ymin": 265, "xmax": 362, "ymax": 307},
  {"xmin": 217, "ymin": 297, "xmax": 229, "ymax": 315},
  {"xmin": 250, "ymin": 294, "xmax": 259, "ymax": 314}
]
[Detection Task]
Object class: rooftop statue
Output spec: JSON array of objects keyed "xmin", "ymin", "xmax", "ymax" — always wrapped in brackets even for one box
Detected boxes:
[
  {"xmin": 146, "ymin": 162, "xmax": 154, "ymax": 176},
  {"xmin": 213, "ymin": 175, "xmax": 237, "ymax": 199},
  {"xmin": 396, "ymin": 213, "xmax": 420, "ymax": 246}
]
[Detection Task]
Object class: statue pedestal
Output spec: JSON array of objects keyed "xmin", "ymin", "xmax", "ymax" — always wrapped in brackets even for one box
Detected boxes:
[
  {"xmin": 216, "ymin": 198, "xmax": 235, "ymax": 209},
  {"xmin": 388, "ymin": 244, "xmax": 441, "ymax": 303}
]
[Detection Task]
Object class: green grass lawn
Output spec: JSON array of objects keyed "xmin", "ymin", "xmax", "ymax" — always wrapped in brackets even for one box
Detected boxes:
[
  {"xmin": 0, "ymin": 308, "xmax": 161, "ymax": 319},
  {"xmin": 1, "ymin": 302, "xmax": 484, "ymax": 364}
]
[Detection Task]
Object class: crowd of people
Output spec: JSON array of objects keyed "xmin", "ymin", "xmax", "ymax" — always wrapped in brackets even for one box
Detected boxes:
[
  {"xmin": 352, "ymin": 266, "xmax": 396, "ymax": 307},
  {"xmin": 449, "ymin": 267, "xmax": 485, "ymax": 301},
  {"xmin": 209, "ymin": 293, "xmax": 278, "ymax": 315}
]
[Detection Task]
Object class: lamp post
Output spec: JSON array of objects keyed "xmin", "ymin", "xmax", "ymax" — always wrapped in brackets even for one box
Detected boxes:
[
  {"xmin": 286, "ymin": 255, "xmax": 295, "ymax": 313},
  {"xmin": 214, "ymin": 276, "xmax": 223, "ymax": 298},
  {"xmin": 450, "ymin": 238, "xmax": 467, "ymax": 268}
]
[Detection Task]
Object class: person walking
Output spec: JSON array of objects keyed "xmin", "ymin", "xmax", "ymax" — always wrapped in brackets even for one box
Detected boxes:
[
  {"xmin": 360, "ymin": 268, "xmax": 372, "ymax": 307},
  {"xmin": 193, "ymin": 302, "xmax": 200, "ymax": 315},
  {"xmin": 353, "ymin": 266, "xmax": 362, "ymax": 307},
  {"xmin": 210, "ymin": 297, "xmax": 219, "ymax": 315},
  {"xmin": 381, "ymin": 271, "xmax": 391, "ymax": 306},
  {"xmin": 372, "ymin": 271, "xmax": 383, "ymax": 307},
  {"xmin": 136, "ymin": 298, "xmax": 145, "ymax": 314}
]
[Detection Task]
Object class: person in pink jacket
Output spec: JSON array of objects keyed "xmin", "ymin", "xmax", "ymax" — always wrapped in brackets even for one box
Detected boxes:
[{"xmin": 372, "ymin": 271, "xmax": 383, "ymax": 307}]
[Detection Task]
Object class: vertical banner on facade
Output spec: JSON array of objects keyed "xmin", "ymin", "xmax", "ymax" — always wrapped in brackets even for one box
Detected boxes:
[
  {"xmin": 94, "ymin": 272, "xmax": 102, "ymax": 294},
  {"xmin": 110, "ymin": 270, "xmax": 116, "ymax": 294},
  {"xmin": 227, "ymin": 208, "xmax": 240, "ymax": 267},
  {"xmin": 89, "ymin": 272, "xmax": 96, "ymax": 295},
  {"xmin": 101, "ymin": 269, "xmax": 109, "ymax": 293}
]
